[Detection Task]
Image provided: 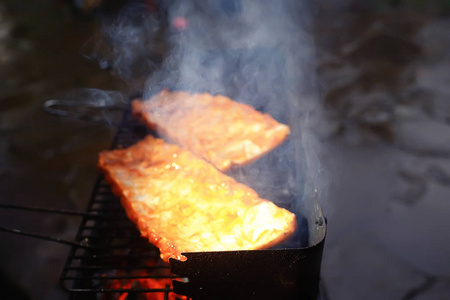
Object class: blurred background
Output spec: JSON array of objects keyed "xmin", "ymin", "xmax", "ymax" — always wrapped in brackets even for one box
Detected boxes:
[{"xmin": 1, "ymin": 0, "xmax": 450, "ymax": 299}]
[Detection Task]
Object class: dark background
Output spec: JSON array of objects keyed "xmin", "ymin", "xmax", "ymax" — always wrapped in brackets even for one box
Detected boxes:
[{"xmin": 1, "ymin": 0, "xmax": 450, "ymax": 299}]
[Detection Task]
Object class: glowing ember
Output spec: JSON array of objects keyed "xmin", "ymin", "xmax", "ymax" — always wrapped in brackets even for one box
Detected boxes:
[{"xmin": 108, "ymin": 271, "xmax": 186, "ymax": 300}]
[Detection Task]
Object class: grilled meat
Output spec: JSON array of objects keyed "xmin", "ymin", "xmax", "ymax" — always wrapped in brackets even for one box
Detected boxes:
[
  {"xmin": 132, "ymin": 89, "xmax": 290, "ymax": 171},
  {"xmin": 98, "ymin": 136, "xmax": 297, "ymax": 261}
]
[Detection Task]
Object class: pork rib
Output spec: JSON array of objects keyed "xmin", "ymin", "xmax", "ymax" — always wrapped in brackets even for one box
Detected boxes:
[
  {"xmin": 132, "ymin": 90, "xmax": 290, "ymax": 171},
  {"xmin": 98, "ymin": 136, "xmax": 297, "ymax": 261}
]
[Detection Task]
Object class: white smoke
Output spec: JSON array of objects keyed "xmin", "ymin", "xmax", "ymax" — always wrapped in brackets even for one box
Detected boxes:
[{"xmin": 97, "ymin": 0, "xmax": 327, "ymax": 247}]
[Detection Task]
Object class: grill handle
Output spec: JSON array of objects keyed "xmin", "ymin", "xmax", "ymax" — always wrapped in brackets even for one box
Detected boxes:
[
  {"xmin": 43, "ymin": 99, "xmax": 128, "ymax": 126},
  {"xmin": 0, "ymin": 226, "xmax": 92, "ymax": 249},
  {"xmin": 0, "ymin": 203, "xmax": 101, "ymax": 217},
  {"xmin": 0, "ymin": 203, "xmax": 114, "ymax": 249}
]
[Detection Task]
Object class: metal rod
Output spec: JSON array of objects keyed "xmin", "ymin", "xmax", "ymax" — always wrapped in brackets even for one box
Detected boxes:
[
  {"xmin": 65, "ymin": 287, "xmax": 173, "ymax": 293},
  {"xmin": 61, "ymin": 274, "xmax": 178, "ymax": 280},
  {"xmin": 0, "ymin": 203, "xmax": 119, "ymax": 219},
  {"xmin": 68, "ymin": 253, "xmax": 159, "ymax": 260},
  {"xmin": 0, "ymin": 203, "xmax": 94, "ymax": 216},
  {"xmin": 0, "ymin": 226, "xmax": 92, "ymax": 249},
  {"xmin": 64, "ymin": 265, "xmax": 171, "ymax": 271},
  {"xmin": 0, "ymin": 204, "xmax": 129, "ymax": 249},
  {"xmin": 43, "ymin": 99, "xmax": 127, "ymax": 126}
]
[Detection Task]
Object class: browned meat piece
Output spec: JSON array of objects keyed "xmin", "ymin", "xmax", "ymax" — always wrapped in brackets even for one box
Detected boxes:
[
  {"xmin": 98, "ymin": 136, "xmax": 297, "ymax": 261},
  {"xmin": 132, "ymin": 89, "xmax": 290, "ymax": 171}
]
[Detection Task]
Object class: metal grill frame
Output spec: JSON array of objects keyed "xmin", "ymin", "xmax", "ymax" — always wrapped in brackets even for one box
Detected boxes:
[
  {"xmin": 60, "ymin": 106, "xmax": 189, "ymax": 299},
  {"xmin": 59, "ymin": 92, "xmax": 326, "ymax": 300}
]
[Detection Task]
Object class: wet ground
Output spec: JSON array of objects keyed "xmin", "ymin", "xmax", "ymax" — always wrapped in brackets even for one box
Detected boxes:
[
  {"xmin": 315, "ymin": 4, "xmax": 450, "ymax": 299},
  {"xmin": 1, "ymin": 1, "xmax": 450, "ymax": 299},
  {"xmin": 0, "ymin": 1, "xmax": 125, "ymax": 298}
]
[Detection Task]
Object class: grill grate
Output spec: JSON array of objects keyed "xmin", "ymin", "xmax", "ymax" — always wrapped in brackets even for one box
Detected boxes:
[
  {"xmin": 59, "ymin": 93, "xmax": 326, "ymax": 299},
  {"xmin": 60, "ymin": 106, "xmax": 190, "ymax": 299}
]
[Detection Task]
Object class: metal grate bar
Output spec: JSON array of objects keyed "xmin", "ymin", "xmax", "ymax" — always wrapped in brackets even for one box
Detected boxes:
[
  {"xmin": 0, "ymin": 227, "xmax": 93, "ymax": 249},
  {"xmin": 68, "ymin": 254, "xmax": 159, "ymax": 260},
  {"xmin": 63, "ymin": 274, "xmax": 179, "ymax": 280},
  {"xmin": 67, "ymin": 288, "xmax": 173, "ymax": 293},
  {"xmin": 61, "ymin": 106, "xmax": 189, "ymax": 299},
  {"xmin": 0, "ymin": 204, "xmax": 102, "ymax": 218},
  {"xmin": 64, "ymin": 265, "xmax": 171, "ymax": 271}
]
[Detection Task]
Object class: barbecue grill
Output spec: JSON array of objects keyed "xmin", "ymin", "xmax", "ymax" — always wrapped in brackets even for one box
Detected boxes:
[
  {"xmin": 1, "ymin": 45, "xmax": 327, "ymax": 299},
  {"xmin": 54, "ymin": 96, "xmax": 327, "ymax": 299},
  {"xmin": 57, "ymin": 109, "xmax": 188, "ymax": 300},
  {"xmin": 1, "ymin": 97, "xmax": 326, "ymax": 299}
]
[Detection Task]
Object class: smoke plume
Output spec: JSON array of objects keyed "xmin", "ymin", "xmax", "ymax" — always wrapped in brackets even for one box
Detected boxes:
[{"xmin": 96, "ymin": 0, "xmax": 326, "ymax": 247}]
